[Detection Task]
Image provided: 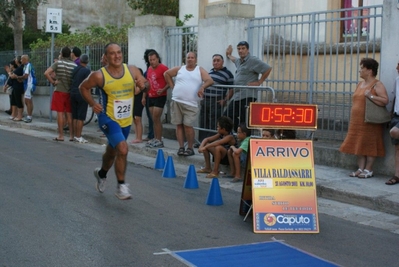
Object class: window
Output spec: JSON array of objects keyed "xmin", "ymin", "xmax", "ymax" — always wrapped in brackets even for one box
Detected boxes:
[{"xmin": 342, "ymin": 0, "xmax": 370, "ymax": 37}]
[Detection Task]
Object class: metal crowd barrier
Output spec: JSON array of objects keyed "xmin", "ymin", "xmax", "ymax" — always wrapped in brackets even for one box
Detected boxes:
[{"xmin": 195, "ymin": 85, "xmax": 276, "ymax": 142}]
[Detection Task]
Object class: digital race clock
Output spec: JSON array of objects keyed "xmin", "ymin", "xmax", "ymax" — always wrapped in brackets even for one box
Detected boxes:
[{"xmin": 248, "ymin": 103, "xmax": 318, "ymax": 129}]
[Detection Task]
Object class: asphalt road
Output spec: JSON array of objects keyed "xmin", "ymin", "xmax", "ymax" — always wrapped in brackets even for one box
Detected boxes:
[{"xmin": 1, "ymin": 129, "xmax": 398, "ymax": 267}]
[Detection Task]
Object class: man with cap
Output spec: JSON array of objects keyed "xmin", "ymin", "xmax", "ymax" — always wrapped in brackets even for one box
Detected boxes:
[
  {"xmin": 70, "ymin": 54, "xmax": 91, "ymax": 143},
  {"xmin": 225, "ymin": 41, "xmax": 272, "ymax": 131}
]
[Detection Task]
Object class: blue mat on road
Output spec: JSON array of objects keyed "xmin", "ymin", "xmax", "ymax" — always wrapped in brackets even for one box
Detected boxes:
[{"xmin": 172, "ymin": 241, "xmax": 338, "ymax": 267}]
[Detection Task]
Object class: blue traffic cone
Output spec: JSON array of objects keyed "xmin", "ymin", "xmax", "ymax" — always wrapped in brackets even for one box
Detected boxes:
[
  {"xmin": 206, "ymin": 178, "xmax": 223, "ymax": 205},
  {"xmin": 162, "ymin": 156, "xmax": 176, "ymax": 178},
  {"xmin": 154, "ymin": 149, "xmax": 165, "ymax": 169},
  {"xmin": 184, "ymin": 164, "xmax": 199, "ymax": 189}
]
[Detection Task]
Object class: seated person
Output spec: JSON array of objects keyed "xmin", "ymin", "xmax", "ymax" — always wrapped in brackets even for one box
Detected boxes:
[
  {"xmin": 227, "ymin": 122, "xmax": 252, "ymax": 183},
  {"xmin": 197, "ymin": 116, "xmax": 237, "ymax": 178},
  {"xmin": 262, "ymin": 129, "xmax": 275, "ymax": 139}
]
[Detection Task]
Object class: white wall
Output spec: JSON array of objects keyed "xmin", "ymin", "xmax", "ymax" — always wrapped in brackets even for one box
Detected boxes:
[
  {"xmin": 179, "ymin": 0, "xmax": 384, "ymax": 24},
  {"xmin": 128, "ymin": 26, "xmax": 166, "ymax": 71},
  {"xmin": 179, "ymin": 0, "xmax": 199, "ymax": 26},
  {"xmin": 269, "ymin": 0, "xmax": 327, "ymax": 16},
  {"xmin": 380, "ymin": 0, "xmax": 399, "ymax": 101},
  {"xmin": 198, "ymin": 17, "xmax": 249, "ymax": 72}
]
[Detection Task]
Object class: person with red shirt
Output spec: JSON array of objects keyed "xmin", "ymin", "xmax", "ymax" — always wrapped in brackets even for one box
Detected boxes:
[{"xmin": 144, "ymin": 50, "xmax": 169, "ymax": 148}]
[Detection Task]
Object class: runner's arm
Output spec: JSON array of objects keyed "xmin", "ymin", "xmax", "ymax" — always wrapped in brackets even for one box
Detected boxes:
[{"xmin": 79, "ymin": 71, "xmax": 103, "ymax": 114}]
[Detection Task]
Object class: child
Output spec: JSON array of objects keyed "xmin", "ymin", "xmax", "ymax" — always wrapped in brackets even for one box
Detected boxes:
[
  {"xmin": 262, "ymin": 129, "xmax": 275, "ymax": 139},
  {"xmin": 227, "ymin": 122, "xmax": 252, "ymax": 183},
  {"xmin": 197, "ymin": 116, "xmax": 237, "ymax": 178}
]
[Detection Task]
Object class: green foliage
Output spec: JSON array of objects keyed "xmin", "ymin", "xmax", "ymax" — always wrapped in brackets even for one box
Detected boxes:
[
  {"xmin": 0, "ymin": 0, "xmax": 48, "ymax": 51},
  {"xmin": 176, "ymin": 14, "xmax": 194, "ymax": 27},
  {"xmin": 20, "ymin": 0, "xmax": 48, "ymax": 10},
  {"xmin": 0, "ymin": 22, "xmax": 14, "ymax": 50},
  {"xmin": 30, "ymin": 23, "xmax": 133, "ymax": 50},
  {"xmin": 22, "ymin": 21, "xmax": 70, "ymax": 49},
  {"xmin": 127, "ymin": 0, "xmax": 179, "ymax": 17}
]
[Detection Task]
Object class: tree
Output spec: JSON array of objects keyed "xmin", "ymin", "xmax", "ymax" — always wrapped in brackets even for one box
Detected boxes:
[
  {"xmin": 0, "ymin": 22, "xmax": 14, "ymax": 50},
  {"xmin": 0, "ymin": 0, "xmax": 47, "ymax": 54},
  {"xmin": 126, "ymin": 0, "xmax": 179, "ymax": 17}
]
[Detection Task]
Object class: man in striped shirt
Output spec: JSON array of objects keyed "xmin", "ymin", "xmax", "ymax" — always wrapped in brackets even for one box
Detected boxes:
[
  {"xmin": 44, "ymin": 47, "xmax": 77, "ymax": 141},
  {"xmin": 198, "ymin": 54, "xmax": 234, "ymax": 142}
]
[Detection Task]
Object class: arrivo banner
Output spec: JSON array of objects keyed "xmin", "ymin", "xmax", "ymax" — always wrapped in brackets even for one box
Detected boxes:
[{"xmin": 248, "ymin": 139, "xmax": 319, "ymax": 234}]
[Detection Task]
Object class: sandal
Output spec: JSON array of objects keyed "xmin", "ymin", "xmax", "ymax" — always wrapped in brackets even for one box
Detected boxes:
[
  {"xmin": 358, "ymin": 169, "xmax": 373, "ymax": 179},
  {"xmin": 349, "ymin": 168, "xmax": 363, "ymax": 177},
  {"xmin": 183, "ymin": 148, "xmax": 195, "ymax": 156},
  {"xmin": 197, "ymin": 168, "xmax": 212, "ymax": 173},
  {"xmin": 385, "ymin": 176, "xmax": 399, "ymax": 185},
  {"xmin": 231, "ymin": 177, "xmax": 243, "ymax": 183},
  {"xmin": 177, "ymin": 147, "xmax": 185, "ymax": 156},
  {"xmin": 206, "ymin": 172, "xmax": 219, "ymax": 178}
]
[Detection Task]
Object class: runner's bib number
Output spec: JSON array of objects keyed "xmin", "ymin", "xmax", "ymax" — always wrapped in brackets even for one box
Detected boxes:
[{"xmin": 114, "ymin": 98, "xmax": 132, "ymax": 119}]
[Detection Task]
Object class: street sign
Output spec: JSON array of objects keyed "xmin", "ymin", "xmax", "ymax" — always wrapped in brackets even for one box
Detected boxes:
[{"xmin": 45, "ymin": 8, "xmax": 62, "ymax": 33}]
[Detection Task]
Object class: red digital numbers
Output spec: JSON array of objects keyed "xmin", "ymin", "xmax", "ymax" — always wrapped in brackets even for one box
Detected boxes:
[{"xmin": 249, "ymin": 103, "xmax": 317, "ymax": 129}]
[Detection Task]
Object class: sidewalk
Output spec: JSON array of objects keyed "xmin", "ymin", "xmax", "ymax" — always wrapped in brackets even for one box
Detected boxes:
[{"xmin": 1, "ymin": 114, "xmax": 399, "ymax": 217}]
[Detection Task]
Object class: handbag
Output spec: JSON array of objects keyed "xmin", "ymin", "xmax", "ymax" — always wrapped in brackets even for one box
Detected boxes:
[
  {"xmin": 364, "ymin": 97, "xmax": 391, "ymax": 124},
  {"xmin": 6, "ymin": 86, "xmax": 13, "ymax": 95}
]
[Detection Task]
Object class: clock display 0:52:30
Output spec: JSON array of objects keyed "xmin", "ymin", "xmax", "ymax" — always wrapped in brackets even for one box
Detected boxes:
[{"xmin": 248, "ymin": 103, "xmax": 317, "ymax": 129}]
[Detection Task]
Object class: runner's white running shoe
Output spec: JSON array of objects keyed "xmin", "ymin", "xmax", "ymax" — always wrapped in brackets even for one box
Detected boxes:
[
  {"xmin": 115, "ymin": 184, "xmax": 131, "ymax": 200},
  {"xmin": 94, "ymin": 168, "xmax": 106, "ymax": 193}
]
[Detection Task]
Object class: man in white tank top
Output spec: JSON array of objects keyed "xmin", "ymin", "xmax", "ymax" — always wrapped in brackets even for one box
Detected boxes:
[{"xmin": 164, "ymin": 52, "xmax": 214, "ymax": 156}]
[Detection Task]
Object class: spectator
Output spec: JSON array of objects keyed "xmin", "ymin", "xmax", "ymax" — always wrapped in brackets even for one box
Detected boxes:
[
  {"xmin": 70, "ymin": 54, "xmax": 91, "ymax": 143},
  {"xmin": 164, "ymin": 52, "xmax": 214, "ymax": 156},
  {"xmin": 71, "ymin": 47, "xmax": 82, "ymax": 66},
  {"xmin": 130, "ymin": 68, "xmax": 146, "ymax": 144},
  {"xmin": 275, "ymin": 129, "xmax": 296, "ymax": 140},
  {"xmin": 198, "ymin": 54, "xmax": 234, "ymax": 142},
  {"xmin": 95, "ymin": 53, "xmax": 108, "ymax": 138},
  {"xmin": 20, "ymin": 55, "xmax": 34, "ymax": 123},
  {"xmin": 44, "ymin": 46, "xmax": 77, "ymax": 141},
  {"xmin": 3, "ymin": 64, "xmax": 12, "ymax": 115},
  {"xmin": 386, "ymin": 60, "xmax": 399, "ymax": 185},
  {"xmin": 197, "ymin": 116, "xmax": 237, "ymax": 178},
  {"xmin": 8, "ymin": 57, "xmax": 25, "ymax": 121},
  {"xmin": 227, "ymin": 122, "xmax": 252, "ymax": 183},
  {"xmin": 144, "ymin": 50, "xmax": 169, "ymax": 148},
  {"xmin": 225, "ymin": 41, "xmax": 272, "ymax": 131},
  {"xmin": 142, "ymin": 49, "xmax": 155, "ymax": 142},
  {"xmin": 340, "ymin": 58, "xmax": 389, "ymax": 179},
  {"xmin": 262, "ymin": 129, "xmax": 274, "ymax": 139}
]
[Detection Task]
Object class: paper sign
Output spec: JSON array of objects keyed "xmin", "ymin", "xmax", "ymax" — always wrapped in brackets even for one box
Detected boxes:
[{"xmin": 250, "ymin": 139, "xmax": 319, "ymax": 233}]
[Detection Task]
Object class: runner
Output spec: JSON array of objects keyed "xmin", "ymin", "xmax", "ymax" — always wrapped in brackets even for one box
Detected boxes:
[{"xmin": 79, "ymin": 43, "xmax": 148, "ymax": 200}]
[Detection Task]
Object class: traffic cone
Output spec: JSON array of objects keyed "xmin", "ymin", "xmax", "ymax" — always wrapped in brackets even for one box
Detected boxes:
[
  {"xmin": 162, "ymin": 156, "xmax": 176, "ymax": 178},
  {"xmin": 206, "ymin": 178, "xmax": 223, "ymax": 205},
  {"xmin": 184, "ymin": 164, "xmax": 199, "ymax": 189},
  {"xmin": 154, "ymin": 149, "xmax": 165, "ymax": 169}
]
